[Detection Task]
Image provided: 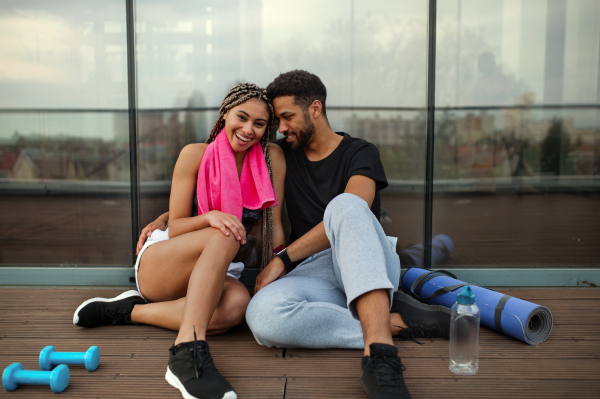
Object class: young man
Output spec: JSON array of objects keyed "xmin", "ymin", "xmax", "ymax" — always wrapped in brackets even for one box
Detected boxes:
[{"xmin": 246, "ymin": 70, "xmax": 451, "ymax": 399}]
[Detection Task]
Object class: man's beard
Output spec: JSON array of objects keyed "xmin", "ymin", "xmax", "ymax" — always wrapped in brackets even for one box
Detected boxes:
[{"xmin": 291, "ymin": 110, "xmax": 316, "ymax": 150}]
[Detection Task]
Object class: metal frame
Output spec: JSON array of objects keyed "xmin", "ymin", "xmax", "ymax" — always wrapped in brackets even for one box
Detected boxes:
[
  {"xmin": 423, "ymin": 0, "xmax": 437, "ymax": 268},
  {"xmin": 126, "ymin": 0, "xmax": 141, "ymax": 262},
  {"xmin": 2, "ymin": 103, "xmax": 598, "ymax": 114},
  {"xmin": 1, "ymin": 267, "xmax": 598, "ymax": 288}
]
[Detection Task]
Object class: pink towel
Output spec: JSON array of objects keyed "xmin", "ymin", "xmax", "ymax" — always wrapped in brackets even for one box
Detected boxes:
[{"xmin": 196, "ymin": 127, "xmax": 278, "ymax": 221}]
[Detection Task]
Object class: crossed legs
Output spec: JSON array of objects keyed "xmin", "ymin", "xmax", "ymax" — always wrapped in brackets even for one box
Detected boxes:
[
  {"xmin": 135, "ymin": 227, "xmax": 250, "ymax": 341},
  {"xmin": 247, "ymin": 193, "xmax": 406, "ymax": 354}
]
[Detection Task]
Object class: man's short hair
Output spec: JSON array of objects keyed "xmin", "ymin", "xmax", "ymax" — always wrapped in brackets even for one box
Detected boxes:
[{"xmin": 266, "ymin": 70, "xmax": 328, "ymax": 118}]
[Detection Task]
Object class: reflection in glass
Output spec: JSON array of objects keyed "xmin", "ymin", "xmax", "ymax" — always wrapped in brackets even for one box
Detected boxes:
[
  {"xmin": 332, "ymin": 110, "xmax": 427, "ymax": 250},
  {"xmin": 0, "ymin": 111, "xmax": 133, "ymax": 265},
  {"xmin": 135, "ymin": 0, "xmax": 429, "ymax": 255},
  {"xmin": 436, "ymin": 0, "xmax": 600, "ymax": 108},
  {"xmin": 0, "ymin": 1, "xmax": 128, "ymax": 109},
  {"xmin": 134, "ymin": 0, "xmax": 427, "ymax": 108},
  {"xmin": 434, "ymin": 109, "xmax": 599, "ymax": 183},
  {"xmin": 0, "ymin": 0, "xmax": 132, "ymax": 266},
  {"xmin": 433, "ymin": 1, "xmax": 600, "ymax": 267}
]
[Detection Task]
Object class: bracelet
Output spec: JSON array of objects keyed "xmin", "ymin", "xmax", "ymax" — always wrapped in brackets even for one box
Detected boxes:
[
  {"xmin": 273, "ymin": 246, "xmax": 294, "ymax": 272},
  {"xmin": 277, "ymin": 249, "xmax": 292, "ymax": 268}
]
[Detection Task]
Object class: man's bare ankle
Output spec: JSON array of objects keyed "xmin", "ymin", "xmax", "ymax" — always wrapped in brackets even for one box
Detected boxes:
[{"xmin": 390, "ymin": 312, "xmax": 408, "ymax": 336}]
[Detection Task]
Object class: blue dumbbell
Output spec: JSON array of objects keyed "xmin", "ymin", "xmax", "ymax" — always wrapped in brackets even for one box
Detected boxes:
[
  {"xmin": 39, "ymin": 346, "xmax": 100, "ymax": 372},
  {"xmin": 3, "ymin": 363, "xmax": 69, "ymax": 393}
]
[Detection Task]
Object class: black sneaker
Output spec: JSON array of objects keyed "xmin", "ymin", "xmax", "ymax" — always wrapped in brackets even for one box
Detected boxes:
[
  {"xmin": 359, "ymin": 343, "xmax": 411, "ymax": 399},
  {"xmin": 73, "ymin": 290, "xmax": 146, "ymax": 328},
  {"xmin": 166, "ymin": 338, "xmax": 236, "ymax": 399},
  {"xmin": 391, "ymin": 290, "xmax": 451, "ymax": 342}
]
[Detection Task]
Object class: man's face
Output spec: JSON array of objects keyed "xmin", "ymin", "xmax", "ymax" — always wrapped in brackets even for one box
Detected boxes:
[{"xmin": 272, "ymin": 96, "xmax": 315, "ymax": 150}]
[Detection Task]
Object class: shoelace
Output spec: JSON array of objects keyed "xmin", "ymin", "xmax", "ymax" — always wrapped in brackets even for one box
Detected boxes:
[
  {"xmin": 370, "ymin": 352, "xmax": 406, "ymax": 387},
  {"xmin": 393, "ymin": 324, "xmax": 439, "ymax": 345},
  {"xmin": 190, "ymin": 327, "xmax": 214, "ymax": 379},
  {"xmin": 106, "ymin": 307, "xmax": 130, "ymax": 324}
]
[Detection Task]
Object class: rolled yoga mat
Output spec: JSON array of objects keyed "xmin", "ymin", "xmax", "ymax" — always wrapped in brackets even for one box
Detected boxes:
[{"xmin": 400, "ymin": 267, "xmax": 553, "ymax": 345}]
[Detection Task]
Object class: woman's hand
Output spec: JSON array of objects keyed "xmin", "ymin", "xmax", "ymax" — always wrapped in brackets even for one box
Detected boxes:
[
  {"xmin": 136, "ymin": 215, "xmax": 168, "ymax": 255},
  {"xmin": 205, "ymin": 210, "xmax": 247, "ymax": 244}
]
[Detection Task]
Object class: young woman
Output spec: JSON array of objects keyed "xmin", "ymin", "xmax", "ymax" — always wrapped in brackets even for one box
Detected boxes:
[{"xmin": 73, "ymin": 84, "xmax": 286, "ymax": 399}]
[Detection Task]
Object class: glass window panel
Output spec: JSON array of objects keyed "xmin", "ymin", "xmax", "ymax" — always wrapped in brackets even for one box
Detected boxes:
[
  {"xmin": 135, "ymin": 0, "xmax": 427, "ymax": 108},
  {"xmin": 0, "ymin": 1, "xmax": 129, "ymax": 109},
  {"xmin": 434, "ymin": 0, "xmax": 600, "ymax": 267},
  {"xmin": 0, "ymin": 1, "xmax": 132, "ymax": 266},
  {"xmin": 135, "ymin": 0, "xmax": 429, "ymax": 257}
]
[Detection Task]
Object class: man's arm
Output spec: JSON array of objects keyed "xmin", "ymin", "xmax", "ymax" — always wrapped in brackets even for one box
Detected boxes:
[
  {"xmin": 254, "ymin": 175, "xmax": 376, "ymax": 292},
  {"xmin": 136, "ymin": 212, "xmax": 169, "ymax": 255}
]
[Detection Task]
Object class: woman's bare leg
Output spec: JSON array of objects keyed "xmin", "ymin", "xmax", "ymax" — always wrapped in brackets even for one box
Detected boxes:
[
  {"xmin": 137, "ymin": 227, "xmax": 236, "ymax": 301},
  {"xmin": 136, "ymin": 227, "xmax": 242, "ymax": 343},
  {"xmin": 175, "ymin": 231, "xmax": 239, "ymax": 344},
  {"xmin": 130, "ymin": 276, "xmax": 250, "ymax": 333}
]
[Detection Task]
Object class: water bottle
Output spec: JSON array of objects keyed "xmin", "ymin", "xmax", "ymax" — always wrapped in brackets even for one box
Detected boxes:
[{"xmin": 449, "ymin": 286, "xmax": 480, "ymax": 375}]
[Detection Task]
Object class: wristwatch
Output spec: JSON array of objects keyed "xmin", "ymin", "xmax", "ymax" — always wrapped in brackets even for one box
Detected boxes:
[{"xmin": 273, "ymin": 245, "xmax": 294, "ymax": 273}]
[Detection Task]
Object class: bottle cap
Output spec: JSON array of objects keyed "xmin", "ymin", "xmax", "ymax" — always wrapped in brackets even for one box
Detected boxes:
[{"xmin": 457, "ymin": 286, "xmax": 476, "ymax": 305}]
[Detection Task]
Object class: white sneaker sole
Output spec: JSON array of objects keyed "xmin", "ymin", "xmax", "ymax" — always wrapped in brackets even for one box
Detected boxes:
[
  {"xmin": 73, "ymin": 290, "xmax": 143, "ymax": 326},
  {"xmin": 165, "ymin": 367, "xmax": 236, "ymax": 399}
]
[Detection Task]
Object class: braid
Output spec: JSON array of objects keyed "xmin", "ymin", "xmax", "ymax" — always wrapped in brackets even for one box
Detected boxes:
[
  {"xmin": 208, "ymin": 83, "xmax": 276, "ymax": 269},
  {"xmin": 261, "ymin": 134, "xmax": 274, "ymax": 269}
]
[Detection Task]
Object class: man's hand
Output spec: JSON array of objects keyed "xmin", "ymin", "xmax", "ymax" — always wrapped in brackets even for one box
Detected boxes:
[
  {"xmin": 136, "ymin": 218, "xmax": 167, "ymax": 255},
  {"xmin": 255, "ymin": 256, "xmax": 287, "ymax": 293},
  {"xmin": 205, "ymin": 210, "xmax": 246, "ymax": 244}
]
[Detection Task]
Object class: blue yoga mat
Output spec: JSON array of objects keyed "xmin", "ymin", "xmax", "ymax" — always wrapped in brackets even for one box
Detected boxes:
[{"xmin": 400, "ymin": 267, "xmax": 553, "ymax": 345}]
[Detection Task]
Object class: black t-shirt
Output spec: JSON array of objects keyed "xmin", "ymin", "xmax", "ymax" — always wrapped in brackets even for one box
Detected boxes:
[{"xmin": 276, "ymin": 132, "xmax": 388, "ymax": 243}]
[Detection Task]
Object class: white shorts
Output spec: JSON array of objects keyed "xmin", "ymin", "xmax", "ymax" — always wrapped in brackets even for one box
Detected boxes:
[{"xmin": 134, "ymin": 228, "xmax": 245, "ymax": 300}]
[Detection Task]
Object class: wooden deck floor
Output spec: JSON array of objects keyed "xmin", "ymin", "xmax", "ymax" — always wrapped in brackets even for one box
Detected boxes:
[{"xmin": 1, "ymin": 287, "xmax": 599, "ymax": 398}]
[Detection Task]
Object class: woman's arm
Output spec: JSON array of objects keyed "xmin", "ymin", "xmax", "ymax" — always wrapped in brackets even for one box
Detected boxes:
[
  {"xmin": 167, "ymin": 144, "xmax": 246, "ymax": 242},
  {"xmin": 268, "ymin": 143, "xmax": 286, "ymax": 249}
]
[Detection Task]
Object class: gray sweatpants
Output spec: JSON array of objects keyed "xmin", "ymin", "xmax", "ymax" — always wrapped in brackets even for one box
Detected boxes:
[{"xmin": 246, "ymin": 193, "xmax": 401, "ymax": 349}]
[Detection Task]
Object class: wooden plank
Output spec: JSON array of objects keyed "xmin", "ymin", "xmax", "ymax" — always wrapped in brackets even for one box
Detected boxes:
[
  {"xmin": 1, "ymin": 333, "xmax": 597, "ymax": 364},
  {"xmin": 0, "ymin": 337, "xmax": 282, "ymax": 358},
  {"xmin": 530, "ymin": 299, "xmax": 600, "ymax": 308},
  {"xmin": 0, "ymin": 321, "xmax": 262, "ymax": 341},
  {"xmin": 285, "ymin": 378, "xmax": 600, "ymax": 399},
  {"xmin": 271, "ymin": 357, "xmax": 600, "ymax": 380},
  {"xmin": 0, "ymin": 376, "xmax": 285, "ymax": 399},
  {"xmin": 9, "ymin": 353, "xmax": 587, "ymax": 382},
  {"xmin": 2, "ymin": 300, "xmax": 598, "ymax": 323},
  {"xmin": 0, "ymin": 354, "xmax": 291, "ymax": 379},
  {"xmin": 451, "ymin": 288, "xmax": 600, "ymax": 300},
  {"xmin": 3, "ymin": 353, "xmax": 598, "ymax": 398},
  {"xmin": 2, "ymin": 285, "xmax": 600, "ymax": 302},
  {"xmin": 2, "ymin": 317, "xmax": 597, "ymax": 341},
  {"xmin": 287, "ymin": 333, "xmax": 600, "ymax": 359}
]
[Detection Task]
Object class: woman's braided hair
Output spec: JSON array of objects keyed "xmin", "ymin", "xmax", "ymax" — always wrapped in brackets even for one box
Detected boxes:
[{"xmin": 206, "ymin": 83, "xmax": 276, "ymax": 269}]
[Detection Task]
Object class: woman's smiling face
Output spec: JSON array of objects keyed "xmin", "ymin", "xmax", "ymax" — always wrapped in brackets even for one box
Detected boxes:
[{"xmin": 222, "ymin": 98, "xmax": 270, "ymax": 153}]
